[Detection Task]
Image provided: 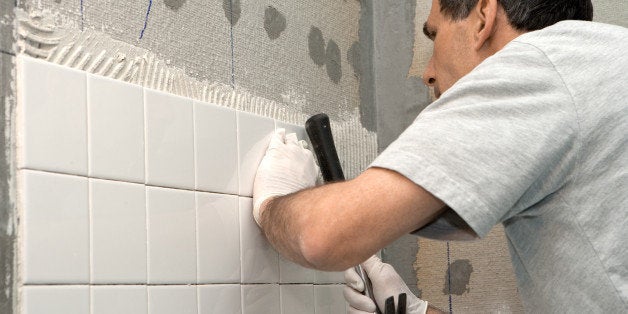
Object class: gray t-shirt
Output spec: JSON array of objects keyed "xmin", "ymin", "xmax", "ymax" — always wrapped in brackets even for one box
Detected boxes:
[{"xmin": 371, "ymin": 20, "xmax": 627, "ymax": 312}]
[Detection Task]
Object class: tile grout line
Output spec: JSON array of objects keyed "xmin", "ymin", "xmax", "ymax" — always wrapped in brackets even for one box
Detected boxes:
[
  {"xmin": 85, "ymin": 71, "xmax": 93, "ymax": 297},
  {"xmin": 21, "ymin": 283, "xmax": 343, "ymax": 287},
  {"xmin": 142, "ymin": 86, "xmax": 151, "ymax": 294},
  {"xmin": 16, "ymin": 168, "xmax": 247, "ymax": 196},
  {"xmin": 192, "ymin": 103, "xmax": 201, "ymax": 312}
]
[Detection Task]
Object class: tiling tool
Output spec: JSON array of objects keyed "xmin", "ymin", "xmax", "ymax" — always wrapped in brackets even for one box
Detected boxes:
[
  {"xmin": 384, "ymin": 293, "xmax": 407, "ymax": 314},
  {"xmin": 305, "ymin": 113, "xmax": 380, "ymax": 314}
]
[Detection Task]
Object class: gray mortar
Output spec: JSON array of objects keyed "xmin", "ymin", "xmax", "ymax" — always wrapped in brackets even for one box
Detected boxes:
[
  {"xmin": 443, "ymin": 259, "xmax": 474, "ymax": 295},
  {"xmin": 223, "ymin": 0, "xmax": 241, "ymax": 27},
  {"xmin": 372, "ymin": 0, "xmax": 429, "ymax": 151},
  {"xmin": 0, "ymin": 52, "xmax": 16, "ymax": 314},
  {"xmin": 1, "ymin": 0, "xmax": 15, "ymax": 55},
  {"xmin": 0, "ymin": 2, "xmax": 15, "ymax": 312},
  {"xmin": 325, "ymin": 39, "xmax": 342, "ymax": 84},
  {"xmin": 263, "ymin": 6, "xmax": 286, "ymax": 40},
  {"xmin": 164, "ymin": 0, "xmax": 187, "ymax": 11},
  {"xmin": 307, "ymin": 26, "xmax": 326, "ymax": 67}
]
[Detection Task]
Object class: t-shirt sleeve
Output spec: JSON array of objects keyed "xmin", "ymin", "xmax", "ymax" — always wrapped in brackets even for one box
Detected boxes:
[{"xmin": 371, "ymin": 42, "xmax": 579, "ymax": 238}]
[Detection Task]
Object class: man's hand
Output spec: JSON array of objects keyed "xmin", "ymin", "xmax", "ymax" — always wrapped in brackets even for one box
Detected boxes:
[
  {"xmin": 344, "ymin": 256, "xmax": 430, "ymax": 314},
  {"xmin": 253, "ymin": 128, "xmax": 320, "ymax": 226}
]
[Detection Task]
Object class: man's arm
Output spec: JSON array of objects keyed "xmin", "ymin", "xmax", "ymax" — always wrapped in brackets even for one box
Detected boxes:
[{"xmin": 259, "ymin": 167, "xmax": 447, "ymax": 271}]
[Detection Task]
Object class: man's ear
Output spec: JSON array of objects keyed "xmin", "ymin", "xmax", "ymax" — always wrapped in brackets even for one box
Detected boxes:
[{"xmin": 472, "ymin": 0, "xmax": 499, "ymax": 51}]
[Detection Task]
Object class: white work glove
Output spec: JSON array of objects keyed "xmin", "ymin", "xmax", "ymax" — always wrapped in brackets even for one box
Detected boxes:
[
  {"xmin": 344, "ymin": 256, "xmax": 429, "ymax": 314},
  {"xmin": 252, "ymin": 128, "xmax": 320, "ymax": 226}
]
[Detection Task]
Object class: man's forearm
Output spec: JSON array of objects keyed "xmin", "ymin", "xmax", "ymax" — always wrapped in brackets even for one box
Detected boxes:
[
  {"xmin": 258, "ymin": 168, "xmax": 447, "ymax": 271},
  {"xmin": 259, "ymin": 181, "xmax": 358, "ymax": 270},
  {"xmin": 259, "ymin": 193, "xmax": 316, "ymax": 268}
]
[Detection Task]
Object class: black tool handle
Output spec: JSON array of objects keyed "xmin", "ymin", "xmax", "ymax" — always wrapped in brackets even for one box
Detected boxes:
[
  {"xmin": 305, "ymin": 113, "xmax": 345, "ymax": 182},
  {"xmin": 305, "ymin": 113, "xmax": 380, "ymax": 314}
]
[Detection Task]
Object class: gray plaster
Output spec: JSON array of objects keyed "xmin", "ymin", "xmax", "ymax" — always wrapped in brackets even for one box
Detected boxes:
[
  {"xmin": 307, "ymin": 26, "xmax": 326, "ymax": 67},
  {"xmin": 325, "ymin": 39, "xmax": 342, "ymax": 84},
  {"xmin": 164, "ymin": 0, "xmax": 187, "ymax": 11},
  {"xmin": 443, "ymin": 259, "xmax": 474, "ymax": 296},
  {"xmin": 372, "ymin": 0, "xmax": 430, "ymax": 151},
  {"xmin": 347, "ymin": 41, "xmax": 361, "ymax": 78},
  {"xmin": 263, "ymin": 6, "xmax": 286, "ymax": 40},
  {"xmin": 0, "ymin": 0, "xmax": 15, "ymax": 55},
  {"xmin": 0, "ymin": 53, "xmax": 16, "ymax": 314},
  {"xmin": 223, "ymin": 0, "xmax": 241, "ymax": 27}
]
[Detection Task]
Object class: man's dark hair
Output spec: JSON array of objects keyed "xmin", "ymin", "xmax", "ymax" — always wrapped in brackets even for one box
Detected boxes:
[{"xmin": 439, "ymin": 0, "xmax": 594, "ymax": 31}]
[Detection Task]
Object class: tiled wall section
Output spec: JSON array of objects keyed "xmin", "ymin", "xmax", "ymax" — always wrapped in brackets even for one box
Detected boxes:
[{"xmin": 17, "ymin": 56, "xmax": 346, "ymax": 314}]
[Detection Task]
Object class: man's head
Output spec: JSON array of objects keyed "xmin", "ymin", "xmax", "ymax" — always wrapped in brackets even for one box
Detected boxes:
[{"xmin": 423, "ymin": 0, "xmax": 594, "ymax": 98}]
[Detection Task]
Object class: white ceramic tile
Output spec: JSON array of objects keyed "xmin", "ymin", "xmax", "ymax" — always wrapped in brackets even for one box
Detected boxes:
[
  {"xmin": 316, "ymin": 271, "xmax": 346, "ymax": 284},
  {"xmin": 198, "ymin": 285, "xmax": 241, "ymax": 314},
  {"xmin": 149, "ymin": 286, "xmax": 197, "ymax": 314},
  {"xmin": 88, "ymin": 74, "xmax": 145, "ymax": 183},
  {"xmin": 237, "ymin": 111, "xmax": 275, "ymax": 197},
  {"xmin": 276, "ymin": 121, "xmax": 310, "ymax": 148},
  {"xmin": 90, "ymin": 179, "xmax": 146, "ymax": 284},
  {"xmin": 145, "ymin": 89, "xmax": 194, "ymax": 189},
  {"xmin": 281, "ymin": 285, "xmax": 314, "ymax": 314},
  {"xmin": 197, "ymin": 192, "xmax": 240, "ymax": 283},
  {"xmin": 194, "ymin": 101, "xmax": 238, "ymax": 194},
  {"xmin": 279, "ymin": 255, "xmax": 316, "ymax": 284},
  {"xmin": 22, "ymin": 286, "xmax": 89, "ymax": 314},
  {"xmin": 91, "ymin": 286, "xmax": 147, "ymax": 314},
  {"xmin": 239, "ymin": 197, "xmax": 279, "ymax": 283},
  {"xmin": 314, "ymin": 285, "xmax": 347, "ymax": 314},
  {"xmin": 147, "ymin": 186, "xmax": 196, "ymax": 284},
  {"xmin": 241, "ymin": 284, "xmax": 280, "ymax": 314},
  {"xmin": 21, "ymin": 170, "xmax": 89, "ymax": 284},
  {"xmin": 18, "ymin": 56, "xmax": 87, "ymax": 175}
]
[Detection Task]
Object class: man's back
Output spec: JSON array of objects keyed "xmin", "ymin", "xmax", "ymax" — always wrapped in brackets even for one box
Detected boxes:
[
  {"xmin": 371, "ymin": 20, "xmax": 627, "ymax": 312},
  {"xmin": 500, "ymin": 20, "xmax": 627, "ymax": 311}
]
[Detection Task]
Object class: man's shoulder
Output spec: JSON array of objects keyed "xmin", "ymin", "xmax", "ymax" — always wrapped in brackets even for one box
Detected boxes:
[{"xmin": 512, "ymin": 20, "xmax": 628, "ymax": 50}]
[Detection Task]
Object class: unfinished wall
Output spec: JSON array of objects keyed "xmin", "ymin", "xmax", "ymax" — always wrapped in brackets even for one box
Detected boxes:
[{"xmin": 2, "ymin": 0, "xmax": 377, "ymax": 313}]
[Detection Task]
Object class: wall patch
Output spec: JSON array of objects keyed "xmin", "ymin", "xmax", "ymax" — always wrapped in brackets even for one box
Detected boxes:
[
  {"xmin": 347, "ymin": 41, "xmax": 361, "ymax": 78},
  {"xmin": 264, "ymin": 6, "xmax": 286, "ymax": 40},
  {"xmin": 308, "ymin": 26, "xmax": 326, "ymax": 66},
  {"xmin": 223, "ymin": 0, "xmax": 241, "ymax": 27},
  {"xmin": 164, "ymin": 0, "xmax": 187, "ymax": 11},
  {"xmin": 325, "ymin": 39, "xmax": 342, "ymax": 84},
  {"xmin": 443, "ymin": 259, "xmax": 473, "ymax": 296}
]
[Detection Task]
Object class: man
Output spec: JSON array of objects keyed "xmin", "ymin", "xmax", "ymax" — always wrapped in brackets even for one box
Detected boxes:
[{"xmin": 253, "ymin": 0, "xmax": 627, "ymax": 312}]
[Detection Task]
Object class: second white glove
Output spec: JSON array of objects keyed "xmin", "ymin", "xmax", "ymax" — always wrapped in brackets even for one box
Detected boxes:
[
  {"xmin": 252, "ymin": 128, "xmax": 320, "ymax": 226},
  {"xmin": 344, "ymin": 256, "xmax": 429, "ymax": 314}
]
